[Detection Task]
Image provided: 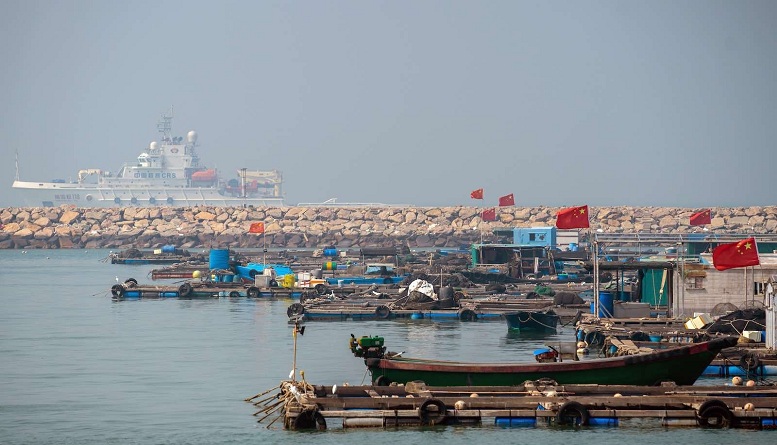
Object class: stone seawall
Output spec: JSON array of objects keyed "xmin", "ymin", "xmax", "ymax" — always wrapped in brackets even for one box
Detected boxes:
[{"xmin": 1, "ymin": 205, "xmax": 775, "ymax": 249}]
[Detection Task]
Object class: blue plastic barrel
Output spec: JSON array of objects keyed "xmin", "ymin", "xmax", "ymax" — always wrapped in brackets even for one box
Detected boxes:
[
  {"xmin": 323, "ymin": 248, "xmax": 338, "ymax": 257},
  {"xmin": 162, "ymin": 245, "xmax": 176, "ymax": 253},
  {"xmin": 209, "ymin": 249, "xmax": 230, "ymax": 270},
  {"xmin": 495, "ymin": 417, "xmax": 536, "ymax": 427},
  {"xmin": 591, "ymin": 291, "xmax": 614, "ymax": 318},
  {"xmin": 588, "ymin": 417, "xmax": 619, "ymax": 427},
  {"xmin": 568, "ymin": 243, "xmax": 578, "ymax": 251}
]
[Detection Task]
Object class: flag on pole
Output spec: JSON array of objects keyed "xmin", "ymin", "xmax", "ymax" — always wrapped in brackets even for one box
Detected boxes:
[
  {"xmin": 470, "ymin": 188, "xmax": 484, "ymax": 200},
  {"xmin": 556, "ymin": 205, "xmax": 590, "ymax": 229},
  {"xmin": 481, "ymin": 208, "xmax": 496, "ymax": 221},
  {"xmin": 690, "ymin": 209, "xmax": 711, "ymax": 226},
  {"xmin": 498, "ymin": 193, "xmax": 514, "ymax": 207},
  {"xmin": 249, "ymin": 222, "xmax": 265, "ymax": 234},
  {"xmin": 712, "ymin": 237, "xmax": 760, "ymax": 271}
]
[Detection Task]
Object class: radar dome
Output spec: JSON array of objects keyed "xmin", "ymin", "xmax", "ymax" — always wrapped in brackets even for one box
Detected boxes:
[
  {"xmin": 187, "ymin": 131, "xmax": 198, "ymax": 144},
  {"xmin": 149, "ymin": 141, "xmax": 158, "ymax": 151}
]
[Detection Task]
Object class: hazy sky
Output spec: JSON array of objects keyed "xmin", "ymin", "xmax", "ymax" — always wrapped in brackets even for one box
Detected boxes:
[{"xmin": 1, "ymin": 1, "xmax": 775, "ymax": 208}]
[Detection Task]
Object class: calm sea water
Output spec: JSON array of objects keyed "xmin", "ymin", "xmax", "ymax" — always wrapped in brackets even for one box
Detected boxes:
[{"xmin": 0, "ymin": 249, "xmax": 770, "ymax": 444}]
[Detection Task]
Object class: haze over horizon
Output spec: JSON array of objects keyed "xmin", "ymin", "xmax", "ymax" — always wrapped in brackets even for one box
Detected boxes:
[{"xmin": 2, "ymin": 1, "xmax": 775, "ymax": 209}]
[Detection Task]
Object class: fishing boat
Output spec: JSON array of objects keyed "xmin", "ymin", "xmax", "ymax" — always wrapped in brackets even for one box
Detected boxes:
[
  {"xmin": 107, "ymin": 246, "xmax": 206, "ymax": 265},
  {"xmin": 504, "ymin": 309, "xmax": 560, "ymax": 332},
  {"xmin": 11, "ymin": 109, "xmax": 284, "ymax": 207},
  {"xmin": 349, "ymin": 334, "xmax": 738, "ymax": 386}
]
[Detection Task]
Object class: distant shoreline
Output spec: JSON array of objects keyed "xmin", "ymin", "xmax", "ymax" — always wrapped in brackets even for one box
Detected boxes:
[{"xmin": 1, "ymin": 205, "xmax": 775, "ymax": 249}]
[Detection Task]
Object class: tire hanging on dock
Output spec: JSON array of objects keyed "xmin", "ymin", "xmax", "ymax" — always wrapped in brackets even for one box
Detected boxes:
[
  {"xmin": 697, "ymin": 400, "xmax": 733, "ymax": 428},
  {"xmin": 246, "ymin": 286, "xmax": 260, "ymax": 298},
  {"xmin": 556, "ymin": 401, "xmax": 590, "ymax": 426},
  {"xmin": 739, "ymin": 353, "xmax": 760, "ymax": 371},
  {"xmin": 457, "ymin": 308, "xmax": 477, "ymax": 322},
  {"xmin": 111, "ymin": 284, "xmax": 125, "ymax": 298},
  {"xmin": 178, "ymin": 282, "xmax": 193, "ymax": 298},
  {"xmin": 418, "ymin": 399, "xmax": 447, "ymax": 425},
  {"xmin": 375, "ymin": 305, "xmax": 391, "ymax": 319},
  {"xmin": 291, "ymin": 408, "xmax": 327, "ymax": 430}
]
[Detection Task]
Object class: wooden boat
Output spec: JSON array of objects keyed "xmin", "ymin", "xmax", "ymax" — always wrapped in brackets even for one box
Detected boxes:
[
  {"xmin": 350, "ymin": 335, "xmax": 738, "ymax": 386},
  {"xmin": 107, "ymin": 247, "xmax": 205, "ymax": 265},
  {"xmin": 504, "ymin": 309, "xmax": 560, "ymax": 331}
]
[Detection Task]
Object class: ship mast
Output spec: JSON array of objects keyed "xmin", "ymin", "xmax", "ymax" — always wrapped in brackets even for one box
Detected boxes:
[{"xmin": 157, "ymin": 106, "xmax": 173, "ymax": 141}]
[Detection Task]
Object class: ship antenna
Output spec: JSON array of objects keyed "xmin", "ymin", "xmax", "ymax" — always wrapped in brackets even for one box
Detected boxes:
[{"xmin": 157, "ymin": 106, "xmax": 173, "ymax": 140}]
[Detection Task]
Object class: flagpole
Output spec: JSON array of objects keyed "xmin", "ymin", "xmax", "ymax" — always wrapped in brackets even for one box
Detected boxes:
[{"xmin": 593, "ymin": 236, "xmax": 600, "ymax": 320}]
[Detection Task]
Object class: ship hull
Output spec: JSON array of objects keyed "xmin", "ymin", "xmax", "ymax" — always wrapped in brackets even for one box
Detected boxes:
[{"xmin": 12, "ymin": 180, "xmax": 285, "ymax": 207}]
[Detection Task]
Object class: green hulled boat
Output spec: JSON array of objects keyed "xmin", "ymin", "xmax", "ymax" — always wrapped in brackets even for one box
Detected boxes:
[{"xmin": 350, "ymin": 335, "xmax": 738, "ymax": 387}]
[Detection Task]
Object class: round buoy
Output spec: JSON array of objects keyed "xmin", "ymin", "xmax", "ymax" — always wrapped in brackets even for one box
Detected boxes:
[
  {"xmin": 469, "ymin": 393, "xmax": 479, "ymax": 398},
  {"xmin": 744, "ymin": 403, "xmax": 755, "ymax": 411},
  {"xmin": 192, "ymin": 270, "xmax": 202, "ymax": 278},
  {"xmin": 746, "ymin": 380, "xmax": 756, "ymax": 387},
  {"xmin": 732, "ymin": 376, "xmax": 743, "ymax": 386},
  {"xmin": 454, "ymin": 400, "xmax": 466, "ymax": 410}
]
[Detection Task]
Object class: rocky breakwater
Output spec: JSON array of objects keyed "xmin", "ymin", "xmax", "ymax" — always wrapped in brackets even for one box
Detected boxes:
[{"xmin": 1, "ymin": 205, "xmax": 775, "ymax": 250}]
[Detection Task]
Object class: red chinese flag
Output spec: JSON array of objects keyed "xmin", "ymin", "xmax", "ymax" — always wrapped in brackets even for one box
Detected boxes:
[
  {"xmin": 498, "ymin": 193, "xmax": 514, "ymax": 207},
  {"xmin": 712, "ymin": 237, "xmax": 760, "ymax": 271},
  {"xmin": 690, "ymin": 209, "xmax": 711, "ymax": 226},
  {"xmin": 556, "ymin": 205, "xmax": 590, "ymax": 229},
  {"xmin": 470, "ymin": 188, "xmax": 484, "ymax": 200},
  {"xmin": 481, "ymin": 208, "xmax": 496, "ymax": 221},
  {"xmin": 248, "ymin": 222, "xmax": 265, "ymax": 234}
]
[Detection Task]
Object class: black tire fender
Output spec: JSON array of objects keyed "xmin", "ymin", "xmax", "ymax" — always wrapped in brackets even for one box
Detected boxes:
[
  {"xmin": 229, "ymin": 291, "xmax": 241, "ymax": 298},
  {"xmin": 740, "ymin": 353, "xmax": 760, "ymax": 370},
  {"xmin": 698, "ymin": 400, "xmax": 733, "ymax": 428},
  {"xmin": 111, "ymin": 284, "xmax": 125, "ymax": 298},
  {"xmin": 124, "ymin": 278, "xmax": 138, "ymax": 288},
  {"xmin": 315, "ymin": 283, "xmax": 328, "ymax": 295},
  {"xmin": 178, "ymin": 282, "xmax": 193, "ymax": 298},
  {"xmin": 292, "ymin": 408, "xmax": 327, "ymax": 430},
  {"xmin": 269, "ymin": 279, "xmax": 278, "ymax": 287},
  {"xmin": 374, "ymin": 375, "xmax": 392, "ymax": 386},
  {"xmin": 458, "ymin": 308, "xmax": 477, "ymax": 321},
  {"xmin": 375, "ymin": 305, "xmax": 391, "ymax": 319},
  {"xmin": 556, "ymin": 401, "xmax": 590, "ymax": 426},
  {"xmin": 287, "ymin": 303, "xmax": 305, "ymax": 318},
  {"xmin": 246, "ymin": 286, "xmax": 260, "ymax": 298},
  {"xmin": 418, "ymin": 399, "xmax": 447, "ymax": 425}
]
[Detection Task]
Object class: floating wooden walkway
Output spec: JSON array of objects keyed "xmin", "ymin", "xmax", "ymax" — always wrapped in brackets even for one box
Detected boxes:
[
  {"xmin": 248, "ymin": 380, "xmax": 777, "ymax": 430},
  {"xmin": 110, "ymin": 281, "xmax": 313, "ymax": 300}
]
